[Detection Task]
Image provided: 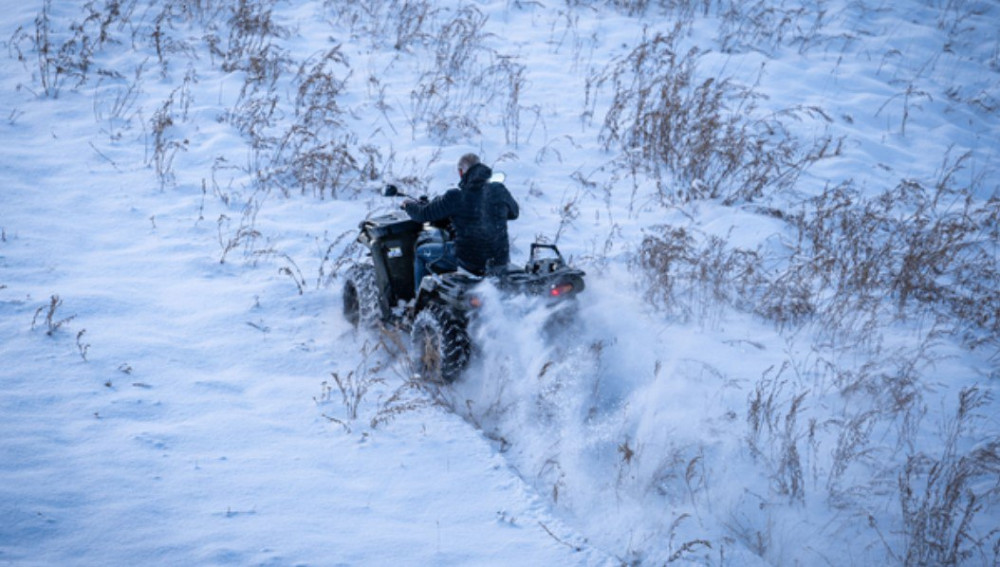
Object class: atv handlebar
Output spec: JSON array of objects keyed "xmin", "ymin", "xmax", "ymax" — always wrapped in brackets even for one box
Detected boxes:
[
  {"xmin": 382, "ymin": 184, "xmax": 429, "ymax": 203},
  {"xmin": 382, "ymin": 184, "xmax": 405, "ymax": 198}
]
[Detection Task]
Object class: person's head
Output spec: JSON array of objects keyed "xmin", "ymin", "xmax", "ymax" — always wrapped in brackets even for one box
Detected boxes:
[{"xmin": 457, "ymin": 153, "xmax": 480, "ymax": 179}]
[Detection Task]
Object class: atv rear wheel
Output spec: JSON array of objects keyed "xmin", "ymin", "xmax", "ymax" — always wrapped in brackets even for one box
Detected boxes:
[
  {"xmin": 410, "ymin": 302, "xmax": 470, "ymax": 383},
  {"xmin": 343, "ymin": 262, "xmax": 379, "ymax": 327}
]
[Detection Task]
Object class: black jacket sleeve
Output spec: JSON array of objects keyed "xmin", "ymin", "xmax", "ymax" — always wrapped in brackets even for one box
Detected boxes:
[{"xmin": 403, "ymin": 189, "xmax": 461, "ymax": 222}]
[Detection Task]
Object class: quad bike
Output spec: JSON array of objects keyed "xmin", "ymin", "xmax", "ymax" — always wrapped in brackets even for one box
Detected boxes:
[{"xmin": 342, "ymin": 181, "xmax": 586, "ymax": 383}]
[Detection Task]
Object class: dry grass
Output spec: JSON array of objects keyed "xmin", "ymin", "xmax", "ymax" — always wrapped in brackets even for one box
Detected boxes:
[
  {"xmin": 8, "ymin": 0, "xmax": 129, "ymax": 98},
  {"xmin": 899, "ymin": 387, "xmax": 1000, "ymax": 566},
  {"xmin": 591, "ymin": 19, "xmax": 839, "ymax": 207},
  {"xmin": 635, "ymin": 150, "xmax": 998, "ymax": 345},
  {"xmin": 791, "ymin": 152, "xmax": 1000, "ymax": 341},
  {"xmin": 31, "ymin": 294, "xmax": 76, "ymax": 336},
  {"xmin": 149, "ymin": 72, "xmax": 193, "ymax": 189},
  {"xmin": 219, "ymin": 0, "xmax": 288, "ymax": 73}
]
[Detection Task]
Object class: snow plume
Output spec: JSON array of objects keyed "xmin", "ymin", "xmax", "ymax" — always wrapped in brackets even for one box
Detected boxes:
[{"xmin": 436, "ymin": 272, "xmax": 760, "ymax": 564}]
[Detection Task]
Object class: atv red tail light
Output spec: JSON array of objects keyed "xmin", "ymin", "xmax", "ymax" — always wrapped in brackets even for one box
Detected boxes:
[
  {"xmin": 468, "ymin": 295, "xmax": 484, "ymax": 308},
  {"xmin": 549, "ymin": 282, "xmax": 575, "ymax": 297}
]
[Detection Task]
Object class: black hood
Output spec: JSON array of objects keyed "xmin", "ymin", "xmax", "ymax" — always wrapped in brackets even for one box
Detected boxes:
[{"xmin": 459, "ymin": 162, "xmax": 493, "ymax": 190}]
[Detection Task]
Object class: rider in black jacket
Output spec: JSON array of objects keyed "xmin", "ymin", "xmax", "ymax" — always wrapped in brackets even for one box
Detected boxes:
[{"xmin": 403, "ymin": 154, "xmax": 519, "ymax": 288}]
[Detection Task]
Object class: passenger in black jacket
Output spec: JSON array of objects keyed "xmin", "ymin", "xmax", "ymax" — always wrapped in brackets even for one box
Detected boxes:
[{"xmin": 403, "ymin": 153, "xmax": 519, "ymax": 290}]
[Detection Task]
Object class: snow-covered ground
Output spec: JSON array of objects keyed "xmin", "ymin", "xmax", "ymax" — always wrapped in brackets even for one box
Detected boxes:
[{"xmin": 1, "ymin": 0, "xmax": 997, "ymax": 565}]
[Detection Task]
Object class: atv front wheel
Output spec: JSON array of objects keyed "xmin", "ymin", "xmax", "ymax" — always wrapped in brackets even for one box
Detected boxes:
[
  {"xmin": 410, "ymin": 303, "xmax": 470, "ymax": 383},
  {"xmin": 342, "ymin": 262, "xmax": 380, "ymax": 327}
]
